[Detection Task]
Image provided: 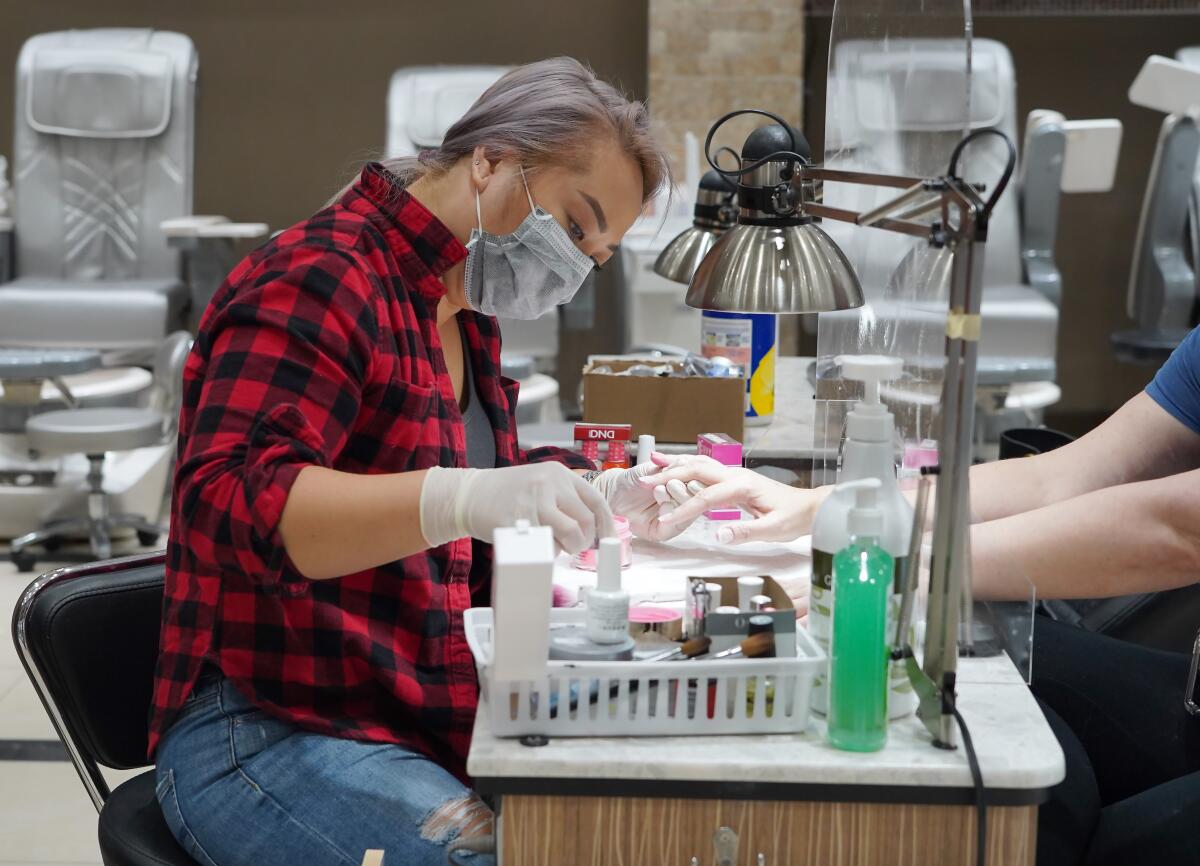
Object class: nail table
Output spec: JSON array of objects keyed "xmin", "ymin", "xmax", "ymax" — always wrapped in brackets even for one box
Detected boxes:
[
  {"xmin": 472, "ymin": 527, "xmax": 1063, "ymax": 865},
  {"xmin": 469, "ymin": 646, "xmax": 1062, "ymax": 866}
]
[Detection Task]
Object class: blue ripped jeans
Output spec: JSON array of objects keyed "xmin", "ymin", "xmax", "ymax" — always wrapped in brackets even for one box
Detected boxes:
[{"xmin": 154, "ymin": 672, "xmax": 494, "ymax": 866}]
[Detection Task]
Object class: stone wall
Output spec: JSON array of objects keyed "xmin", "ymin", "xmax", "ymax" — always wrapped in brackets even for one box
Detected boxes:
[{"xmin": 647, "ymin": 0, "xmax": 806, "ymax": 172}]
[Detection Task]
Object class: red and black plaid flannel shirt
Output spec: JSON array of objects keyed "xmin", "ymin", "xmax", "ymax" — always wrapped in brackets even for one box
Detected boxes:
[{"xmin": 148, "ymin": 163, "xmax": 591, "ymax": 780}]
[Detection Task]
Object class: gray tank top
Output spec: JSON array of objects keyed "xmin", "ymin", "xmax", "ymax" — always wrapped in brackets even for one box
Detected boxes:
[{"xmin": 460, "ymin": 326, "xmax": 496, "ymax": 469}]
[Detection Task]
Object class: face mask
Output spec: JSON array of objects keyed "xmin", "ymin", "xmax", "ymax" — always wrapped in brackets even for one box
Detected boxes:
[{"xmin": 462, "ymin": 167, "xmax": 595, "ymax": 320}]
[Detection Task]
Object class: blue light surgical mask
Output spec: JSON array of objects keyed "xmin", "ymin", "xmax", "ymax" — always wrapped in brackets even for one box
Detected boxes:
[{"xmin": 463, "ymin": 167, "xmax": 595, "ymax": 320}]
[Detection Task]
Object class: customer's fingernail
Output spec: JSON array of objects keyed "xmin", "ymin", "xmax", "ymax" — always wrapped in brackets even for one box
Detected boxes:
[{"xmin": 715, "ymin": 527, "xmax": 734, "ymax": 544}]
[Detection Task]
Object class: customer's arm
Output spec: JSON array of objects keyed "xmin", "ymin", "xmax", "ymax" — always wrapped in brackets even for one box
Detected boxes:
[
  {"xmin": 967, "ymin": 392, "xmax": 1200, "ymax": 522},
  {"xmin": 973, "ymin": 465, "xmax": 1200, "ymax": 600},
  {"xmin": 647, "ymin": 390, "xmax": 1200, "ymax": 550}
]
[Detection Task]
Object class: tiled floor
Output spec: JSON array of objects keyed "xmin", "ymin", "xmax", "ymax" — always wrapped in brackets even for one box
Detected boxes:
[{"xmin": 0, "ymin": 545, "xmax": 153, "ymax": 866}]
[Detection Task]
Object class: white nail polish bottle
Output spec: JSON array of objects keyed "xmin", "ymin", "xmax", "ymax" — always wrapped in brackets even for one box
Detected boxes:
[
  {"xmin": 586, "ymin": 538, "xmax": 630, "ymax": 644},
  {"xmin": 637, "ymin": 434, "xmax": 656, "ymax": 466}
]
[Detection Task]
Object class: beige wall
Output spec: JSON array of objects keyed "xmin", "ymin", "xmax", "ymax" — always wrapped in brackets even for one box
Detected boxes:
[
  {"xmin": 648, "ymin": 0, "xmax": 804, "ymax": 169},
  {"xmin": 805, "ymin": 14, "xmax": 1200, "ymax": 432},
  {"xmin": 0, "ymin": 0, "xmax": 647, "ymax": 234}
]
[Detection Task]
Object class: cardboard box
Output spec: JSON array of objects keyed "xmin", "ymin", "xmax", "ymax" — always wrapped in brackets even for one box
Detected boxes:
[
  {"xmin": 695, "ymin": 575, "xmax": 796, "ymax": 657},
  {"xmin": 582, "ymin": 359, "xmax": 745, "ymax": 444}
]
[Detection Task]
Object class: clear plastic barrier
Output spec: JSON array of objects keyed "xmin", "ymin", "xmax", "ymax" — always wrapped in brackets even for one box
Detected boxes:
[
  {"xmin": 974, "ymin": 572, "xmax": 1038, "ymax": 685},
  {"xmin": 814, "ymin": 0, "xmax": 974, "ymax": 485},
  {"xmin": 897, "ymin": 535, "xmax": 1037, "ymax": 684}
]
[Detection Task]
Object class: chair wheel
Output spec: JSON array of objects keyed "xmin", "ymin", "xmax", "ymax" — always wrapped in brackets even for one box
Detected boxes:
[
  {"xmin": 11, "ymin": 550, "xmax": 37, "ymax": 572},
  {"xmin": 42, "ymin": 537, "xmax": 64, "ymax": 552},
  {"xmin": 136, "ymin": 530, "xmax": 160, "ymax": 547}
]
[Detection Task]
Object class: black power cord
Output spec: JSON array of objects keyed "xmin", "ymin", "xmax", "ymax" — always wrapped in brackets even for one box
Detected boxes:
[
  {"xmin": 951, "ymin": 702, "xmax": 988, "ymax": 866},
  {"xmin": 947, "ymin": 126, "xmax": 1017, "ymax": 221},
  {"xmin": 702, "ymin": 107, "xmax": 810, "ymax": 182}
]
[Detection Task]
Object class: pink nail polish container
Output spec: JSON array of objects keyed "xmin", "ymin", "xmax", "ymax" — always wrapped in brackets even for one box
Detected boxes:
[
  {"xmin": 627, "ymin": 605, "xmax": 684, "ymax": 646},
  {"xmin": 572, "ymin": 515, "xmax": 633, "ymax": 570},
  {"xmin": 903, "ymin": 439, "xmax": 939, "ymax": 473},
  {"xmin": 697, "ymin": 432, "xmax": 742, "ymax": 521}
]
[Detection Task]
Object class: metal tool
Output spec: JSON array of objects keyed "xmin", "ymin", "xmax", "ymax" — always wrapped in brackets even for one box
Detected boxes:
[
  {"xmin": 894, "ymin": 471, "xmax": 931, "ymax": 654},
  {"xmin": 684, "ymin": 578, "xmax": 712, "ymax": 639}
]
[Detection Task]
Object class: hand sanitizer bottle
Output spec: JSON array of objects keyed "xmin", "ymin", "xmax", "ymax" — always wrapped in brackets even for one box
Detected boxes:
[
  {"xmin": 810, "ymin": 355, "xmax": 915, "ymax": 719},
  {"xmin": 828, "ymin": 479, "xmax": 892, "ymax": 752}
]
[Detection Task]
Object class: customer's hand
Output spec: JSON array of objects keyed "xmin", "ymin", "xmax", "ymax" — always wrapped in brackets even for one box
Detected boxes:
[
  {"xmin": 420, "ymin": 463, "xmax": 615, "ymax": 555},
  {"xmin": 639, "ymin": 454, "xmax": 825, "ymax": 544},
  {"xmin": 590, "ymin": 455, "xmax": 691, "ymax": 542}
]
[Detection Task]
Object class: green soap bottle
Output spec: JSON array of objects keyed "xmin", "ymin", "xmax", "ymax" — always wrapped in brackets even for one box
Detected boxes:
[{"xmin": 827, "ymin": 478, "xmax": 892, "ymax": 752}]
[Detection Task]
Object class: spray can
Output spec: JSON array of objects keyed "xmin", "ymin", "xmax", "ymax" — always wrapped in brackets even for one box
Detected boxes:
[{"xmin": 700, "ymin": 311, "xmax": 777, "ymax": 426}]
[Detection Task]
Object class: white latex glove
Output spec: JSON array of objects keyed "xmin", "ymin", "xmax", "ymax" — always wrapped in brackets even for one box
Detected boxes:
[
  {"xmin": 590, "ymin": 454, "xmax": 688, "ymax": 542},
  {"xmin": 420, "ymin": 463, "xmax": 615, "ymax": 555},
  {"xmin": 638, "ymin": 453, "xmax": 825, "ymax": 544}
]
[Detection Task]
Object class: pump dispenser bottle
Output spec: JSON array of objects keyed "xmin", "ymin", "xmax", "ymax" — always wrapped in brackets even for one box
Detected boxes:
[
  {"xmin": 810, "ymin": 355, "xmax": 916, "ymax": 718},
  {"xmin": 827, "ymin": 480, "xmax": 892, "ymax": 752}
]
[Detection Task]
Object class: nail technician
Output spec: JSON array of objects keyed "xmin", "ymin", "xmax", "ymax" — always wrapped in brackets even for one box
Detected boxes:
[
  {"xmin": 148, "ymin": 58, "xmax": 675, "ymax": 866},
  {"xmin": 647, "ymin": 324, "xmax": 1200, "ymax": 866}
]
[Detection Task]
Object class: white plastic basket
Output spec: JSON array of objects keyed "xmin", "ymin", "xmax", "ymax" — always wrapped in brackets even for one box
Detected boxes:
[{"xmin": 465, "ymin": 607, "xmax": 825, "ymax": 737}]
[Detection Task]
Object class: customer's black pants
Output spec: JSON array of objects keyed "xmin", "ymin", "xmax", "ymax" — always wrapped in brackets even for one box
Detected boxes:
[{"xmin": 1033, "ymin": 615, "xmax": 1200, "ymax": 865}]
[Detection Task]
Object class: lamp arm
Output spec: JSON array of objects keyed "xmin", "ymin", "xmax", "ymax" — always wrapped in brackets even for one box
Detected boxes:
[
  {"xmin": 803, "ymin": 166, "xmax": 927, "ymax": 189},
  {"xmin": 796, "ymin": 165, "xmax": 991, "ymax": 249},
  {"xmin": 805, "ymin": 203, "xmax": 939, "ymax": 241},
  {"xmin": 795, "ymin": 168, "xmax": 947, "ymax": 239}
]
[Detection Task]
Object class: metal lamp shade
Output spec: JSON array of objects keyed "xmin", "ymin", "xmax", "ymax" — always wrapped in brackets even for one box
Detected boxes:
[
  {"xmin": 653, "ymin": 225, "xmax": 723, "ymax": 285},
  {"xmin": 684, "ymin": 221, "xmax": 865, "ymax": 314}
]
